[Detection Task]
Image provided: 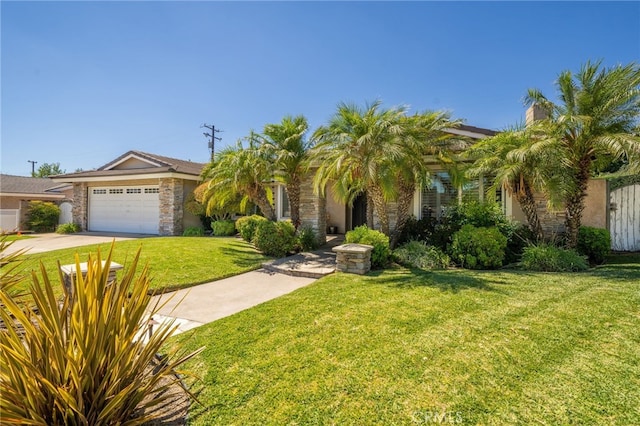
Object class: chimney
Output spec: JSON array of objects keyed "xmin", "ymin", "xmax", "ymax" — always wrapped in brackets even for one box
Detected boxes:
[{"xmin": 525, "ymin": 104, "xmax": 547, "ymax": 126}]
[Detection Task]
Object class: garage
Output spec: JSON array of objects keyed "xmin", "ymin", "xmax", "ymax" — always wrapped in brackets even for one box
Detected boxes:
[{"xmin": 88, "ymin": 186, "xmax": 160, "ymax": 234}]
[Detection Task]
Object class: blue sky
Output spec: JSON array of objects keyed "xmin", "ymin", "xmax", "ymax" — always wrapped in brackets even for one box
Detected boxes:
[{"xmin": 2, "ymin": 1, "xmax": 639, "ymax": 176}]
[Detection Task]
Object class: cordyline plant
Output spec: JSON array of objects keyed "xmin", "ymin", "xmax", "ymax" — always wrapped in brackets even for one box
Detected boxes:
[{"xmin": 0, "ymin": 241, "xmax": 203, "ymax": 425}]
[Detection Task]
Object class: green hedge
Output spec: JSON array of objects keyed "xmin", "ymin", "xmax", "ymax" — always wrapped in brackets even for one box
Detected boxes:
[
  {"xmin": 345, "ymin": 225, "xmax": 390, "ymax": 269},
  {"xmin": 450, "ymin": 225, "xmax": 507, "ymax": 269}
]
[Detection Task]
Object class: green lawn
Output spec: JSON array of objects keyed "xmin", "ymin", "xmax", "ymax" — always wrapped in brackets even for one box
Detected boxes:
[
  {"xmin": 15, "ymin": 237, "xmax": 270, "ymax": 294},
  {"xmin": 174, "ymin": 254, "xmax": 640, "ymax": 425}
]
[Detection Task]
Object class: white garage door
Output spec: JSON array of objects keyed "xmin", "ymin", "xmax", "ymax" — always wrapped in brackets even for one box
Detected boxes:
[{"xmin": 89, "ymin": 186, "xmax": 160, "ymax": 234}]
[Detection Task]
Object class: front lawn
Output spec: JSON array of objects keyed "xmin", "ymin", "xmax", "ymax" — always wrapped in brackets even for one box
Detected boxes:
[
  {"xmin": 15, "ymin": 237, "xmax": 270, "ymax": 294},
  {"xmin": 175, "ymin": 255, "xmax": 640, "ymax": 425}
]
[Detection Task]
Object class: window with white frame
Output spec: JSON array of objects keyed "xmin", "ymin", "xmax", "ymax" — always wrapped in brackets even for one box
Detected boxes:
[{"xmin": 280, "ymin": 186, "xmax": 290, "ymax": 218}]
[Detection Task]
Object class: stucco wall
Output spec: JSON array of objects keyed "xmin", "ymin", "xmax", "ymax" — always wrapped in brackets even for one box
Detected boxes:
[
  {"xmin": 182, "ymin": 180, "xmax": 203, "ymax": 230},
  {"xmin": 326, "ymin": 188, "xmax": 346, "ymax": 234},
  {"xmin": 504, "ymin": 178, "xmax": 608, "ymax": 236},
  {"xmin": 581, "ymin": 179, "xmax": 608, "ymax": 229}
]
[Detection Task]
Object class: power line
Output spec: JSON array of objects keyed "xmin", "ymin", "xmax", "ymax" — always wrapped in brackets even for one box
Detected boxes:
[
  {"xmin": 201, "ymin": 123, "xmax": 222, "ymax": 161},
  {"xmin": 27, "ymin": 160, "xmax": 38, "ymax": 176}
]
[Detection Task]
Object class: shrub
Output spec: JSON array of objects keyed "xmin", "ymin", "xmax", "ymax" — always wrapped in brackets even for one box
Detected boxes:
[
  {"xmin": 432, "ymin": 201, "xmax": 511, "ymax": 250},
  {"xmin": 521, "ymin": 244, "xmax": 589, "ymax": 272},
  {"xmin": 183, "ymin": 226, "xmax": 204, "ymax": 236},
  {"xmin": 26, "ymin": 201, "xmax": 60, "ymax": 232},
  {"xmin": 212, "ymin": 220, "xmax": 236, "ymax": 236},
  {"xmin": 345, "ymin": 225, "xmax": 391, "ymax": 268},
  {"xmin": 577, "ymin": 226, "xmax": 611, "ymax": 265},
  {"xmin": 394, "ymin": 240, "xmax": 450, "ymax": 270},
  {"xmin": 296, "ymin": 225, "xmax": 319, "ymax": 252},
  {"xmin": 56, "ymin": 223, "xmax": 81, "ymax": 234},
  {"xmin": 253, "ymin": 220, "xmax": 296, "ymax": 257},
  {"xmin": 397, "ymin": 216, "xmax": 436, "ymax": 246},
  {"xmin": 0, "ymin": 245, "xmax": 202, "ymax": 424},
  {"xmin": 505, "ymin": 222, "xmax": 536, "ymax": 265},
  {"xmin": 236, "ymin": 215, "xmax": 269, "ymax": 242},
  {"xmin": 450, "ymin": 225, "xmax": 507, "ymax": 269}
]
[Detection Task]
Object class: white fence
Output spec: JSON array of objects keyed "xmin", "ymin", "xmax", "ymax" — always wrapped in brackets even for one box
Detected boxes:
[
  {"xmin": 610, "ymin": 184, "xmax": 640, "ymax": 251},
  {"xmin": 0, "ymin": 209, "xmax": 20, "ymax": 233}
]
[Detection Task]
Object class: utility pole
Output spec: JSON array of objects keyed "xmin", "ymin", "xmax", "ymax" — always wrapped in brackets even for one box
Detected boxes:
[
  {"xmin": 28, "ymin": 160, "xmax": 38, "ymax": 176},
  {"xmin": 201, "ymin": 124, "xmax": 222, "ymax": 161}
]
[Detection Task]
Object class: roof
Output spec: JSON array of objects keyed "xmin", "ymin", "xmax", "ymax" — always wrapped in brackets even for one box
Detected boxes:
[
  {"xmin": 52, "ymin": 150, "xmax": 207, "ymax": 182},
  {"xmin": 0, "ymin": 174, "xmax": 66, "ymax": 195},
  {"xmin": 457, "ymin": 124, "xmax": 498, "ymax": 137}
]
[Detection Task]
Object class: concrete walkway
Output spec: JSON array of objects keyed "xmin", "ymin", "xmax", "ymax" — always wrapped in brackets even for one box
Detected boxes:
[
  {"xmin": 3, "ymin": 232, "xmax": 151, "ymax": 255},
  {"xmin": 150, "ymin": 236, "xmax": 343, "ymax": 334}
]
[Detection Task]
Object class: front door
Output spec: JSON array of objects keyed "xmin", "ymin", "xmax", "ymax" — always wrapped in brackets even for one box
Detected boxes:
[{"xmin": 351, "ymin": 193, "xmax": 367, "ymax": 229}]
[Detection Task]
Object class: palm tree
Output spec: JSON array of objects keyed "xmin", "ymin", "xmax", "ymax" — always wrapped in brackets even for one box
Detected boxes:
[
  {"xmin": 389, "ymin": 111, "xmax": 461, "ymax": 247},
  {"xmin": 261, "ymin": 115, "xmax": 310, "ymax": 229},
  {"xmin": 310, "ymin": 100, "xmax": 406, "ymax": 236},
  {"xmin": 466, "ymin": 127, "xmax": 552, "ymax": 242},
  {"xmin": 524, "ymin": 60, "xmax": 640, "ymax": 247},
  {"xmin": 201, "ymin": 134, "xmax": 277, "ymax": 221}
]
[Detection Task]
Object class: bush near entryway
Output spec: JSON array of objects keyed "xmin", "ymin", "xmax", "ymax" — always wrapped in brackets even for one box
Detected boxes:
[
  {"xmin": 26, "ymin": 201, "xmax": 60, "ymax": 232},
  {"xmin": 236, "ymin": 215, "xmax": 269, "ymax": 242},
  {"xmin": 345, "ymin": 225, "xmax": 391, "ymax": 269},
  {"xmin": 450, "ymin": 224, "xmax": 507, "ymax": 269},
  {"xmin": 253, "ymin": 220, "xmax": 296, "ymax": 257}
]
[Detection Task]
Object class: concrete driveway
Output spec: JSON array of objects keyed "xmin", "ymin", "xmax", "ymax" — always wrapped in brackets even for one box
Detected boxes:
[{"xmin": 3, "ymin": 232, "xmax": 151, "ymax": 255}]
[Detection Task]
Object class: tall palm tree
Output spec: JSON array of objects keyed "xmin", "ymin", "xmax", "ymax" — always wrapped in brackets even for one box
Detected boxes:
[
  {"xmin": 261, "ymin": 115, "xmax": 310, "ymax": 229},
  {"xmin": 310, "ymin": 100, "xmax": 406, "ymax": 236},
  {"xmin": 466, "ymin": 127, "xmax": 552, "ymax": 242},
  {"xmin": 524, "ymin": 60, "xmax": 640, "ymax": 247},
  {"xmin": 201, "ymin": 134, "xmax": 277, "ymax": 221},
  {"xmin": 389, "ymin": 111, "xmax": 461, "ymax": 247}
]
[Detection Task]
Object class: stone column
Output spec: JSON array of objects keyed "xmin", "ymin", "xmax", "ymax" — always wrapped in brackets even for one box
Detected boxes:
[
  {"xmin": 332, "ymin": 243, "xmax": 373, "ymax": 274},
  {"xmin": 159, "ymin": 178, "xmax": 184, "ymax": 236},
  {"xmin": 299, "ymin": 169, "xmax": 327, "ymax": 245},
  {"xmin": 73, "ymin": 182, "xmax": 88, "ymax": 231}
]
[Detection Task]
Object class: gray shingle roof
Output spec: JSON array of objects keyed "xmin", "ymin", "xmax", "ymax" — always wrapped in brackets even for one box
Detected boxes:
[
  {"xmin": 0, "ymin": 174, "xmax": 63, "ymax": 195},
  {"xmin": 53, "ymin": 150, "xmax": 207, "ymax": 180}
]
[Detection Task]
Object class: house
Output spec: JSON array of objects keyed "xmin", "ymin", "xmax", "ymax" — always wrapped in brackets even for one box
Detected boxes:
[
  {"xmin": 270, "ymin": 125, "xmax": 504, "ymax": 244},
  {"xmin": 272, "ymin": 119, "xmax": 612, "ymax": 247},
  {"xmin": 0, "ymin": 174, "xmax": 73, "ymax": 233},
  {"xmin": 51, "ymin": 151, "xmax": 206, "ymax": 235}
]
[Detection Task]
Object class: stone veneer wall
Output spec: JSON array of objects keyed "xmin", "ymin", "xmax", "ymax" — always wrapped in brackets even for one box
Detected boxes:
[
  {"xmin": 299, "ymin": 170, "xmax": 327, "ymax": 245},
  {"xmin": 159, "ymin": 178, "xmax": 184, "ymax": 236},
  {"xmin": 73, "ymin": 182, "xmax": 89, "ymax": 231}
]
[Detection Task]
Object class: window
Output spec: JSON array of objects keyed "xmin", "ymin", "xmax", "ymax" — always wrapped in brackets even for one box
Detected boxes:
[
  {"xmin": 126, "ymin": 188, "xmax": 142, "ymax": 194},
  {"xmin": 280, "ymin": 186, "xmax": 290, "ymax": 218},
  {"xmin": 109, "ymin": 189, "xmax": 123, "ymax": 194},
  {"xmin": 144, "ymin": 188, "xmax": 159, "ymax": 194},
  {"xmin": 421, "ymin": 172, "xmax": 458, "ymax": 219},
  {"xmin": 420, "ymin": 173, "xmax": 506, "ymax": 220},
  {"xmin": 92, "ymin": 189, "xmax": 107, "ymax": 195}
]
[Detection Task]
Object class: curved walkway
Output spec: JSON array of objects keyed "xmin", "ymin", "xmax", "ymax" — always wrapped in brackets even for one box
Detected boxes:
[{"xmin": 150, "ymin": 236, "xmax": 343, "ymax": 335}]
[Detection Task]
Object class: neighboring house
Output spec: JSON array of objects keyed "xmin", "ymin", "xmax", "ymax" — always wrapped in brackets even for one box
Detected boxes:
[
  {"xmin": 0, "ymin": 174, "xmax": 73, "ymax": 233},
  {"xmin": 51, "ymin": 151, "xmax": 206, "ymax": 236}
]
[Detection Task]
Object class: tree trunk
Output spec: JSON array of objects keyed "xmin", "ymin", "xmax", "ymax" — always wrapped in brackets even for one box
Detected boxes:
[
  {"xmin": 390, "ymin": 179, "xmax": 415, "ymax": 249},
  {"xmin": 251, "ymin": 186, "xmax": 276, "ymax": 221},
  {"xmin": 369, "ymin": 184, "xmax": 389, "ymax": 235},
  {"xmin": 564, "ymin": 164, "xmax": 590, "ymax": 249},
  {"xmin": 513, "ymin": 179, "xmax": 544, "ymax": 242},
  {"xmin": 366, "ymin": 192, "xmax": 374, "ymax": 229},
  {"xmin": 286, "ymin": 177, "xmax": 301, "ymax": 229}
]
